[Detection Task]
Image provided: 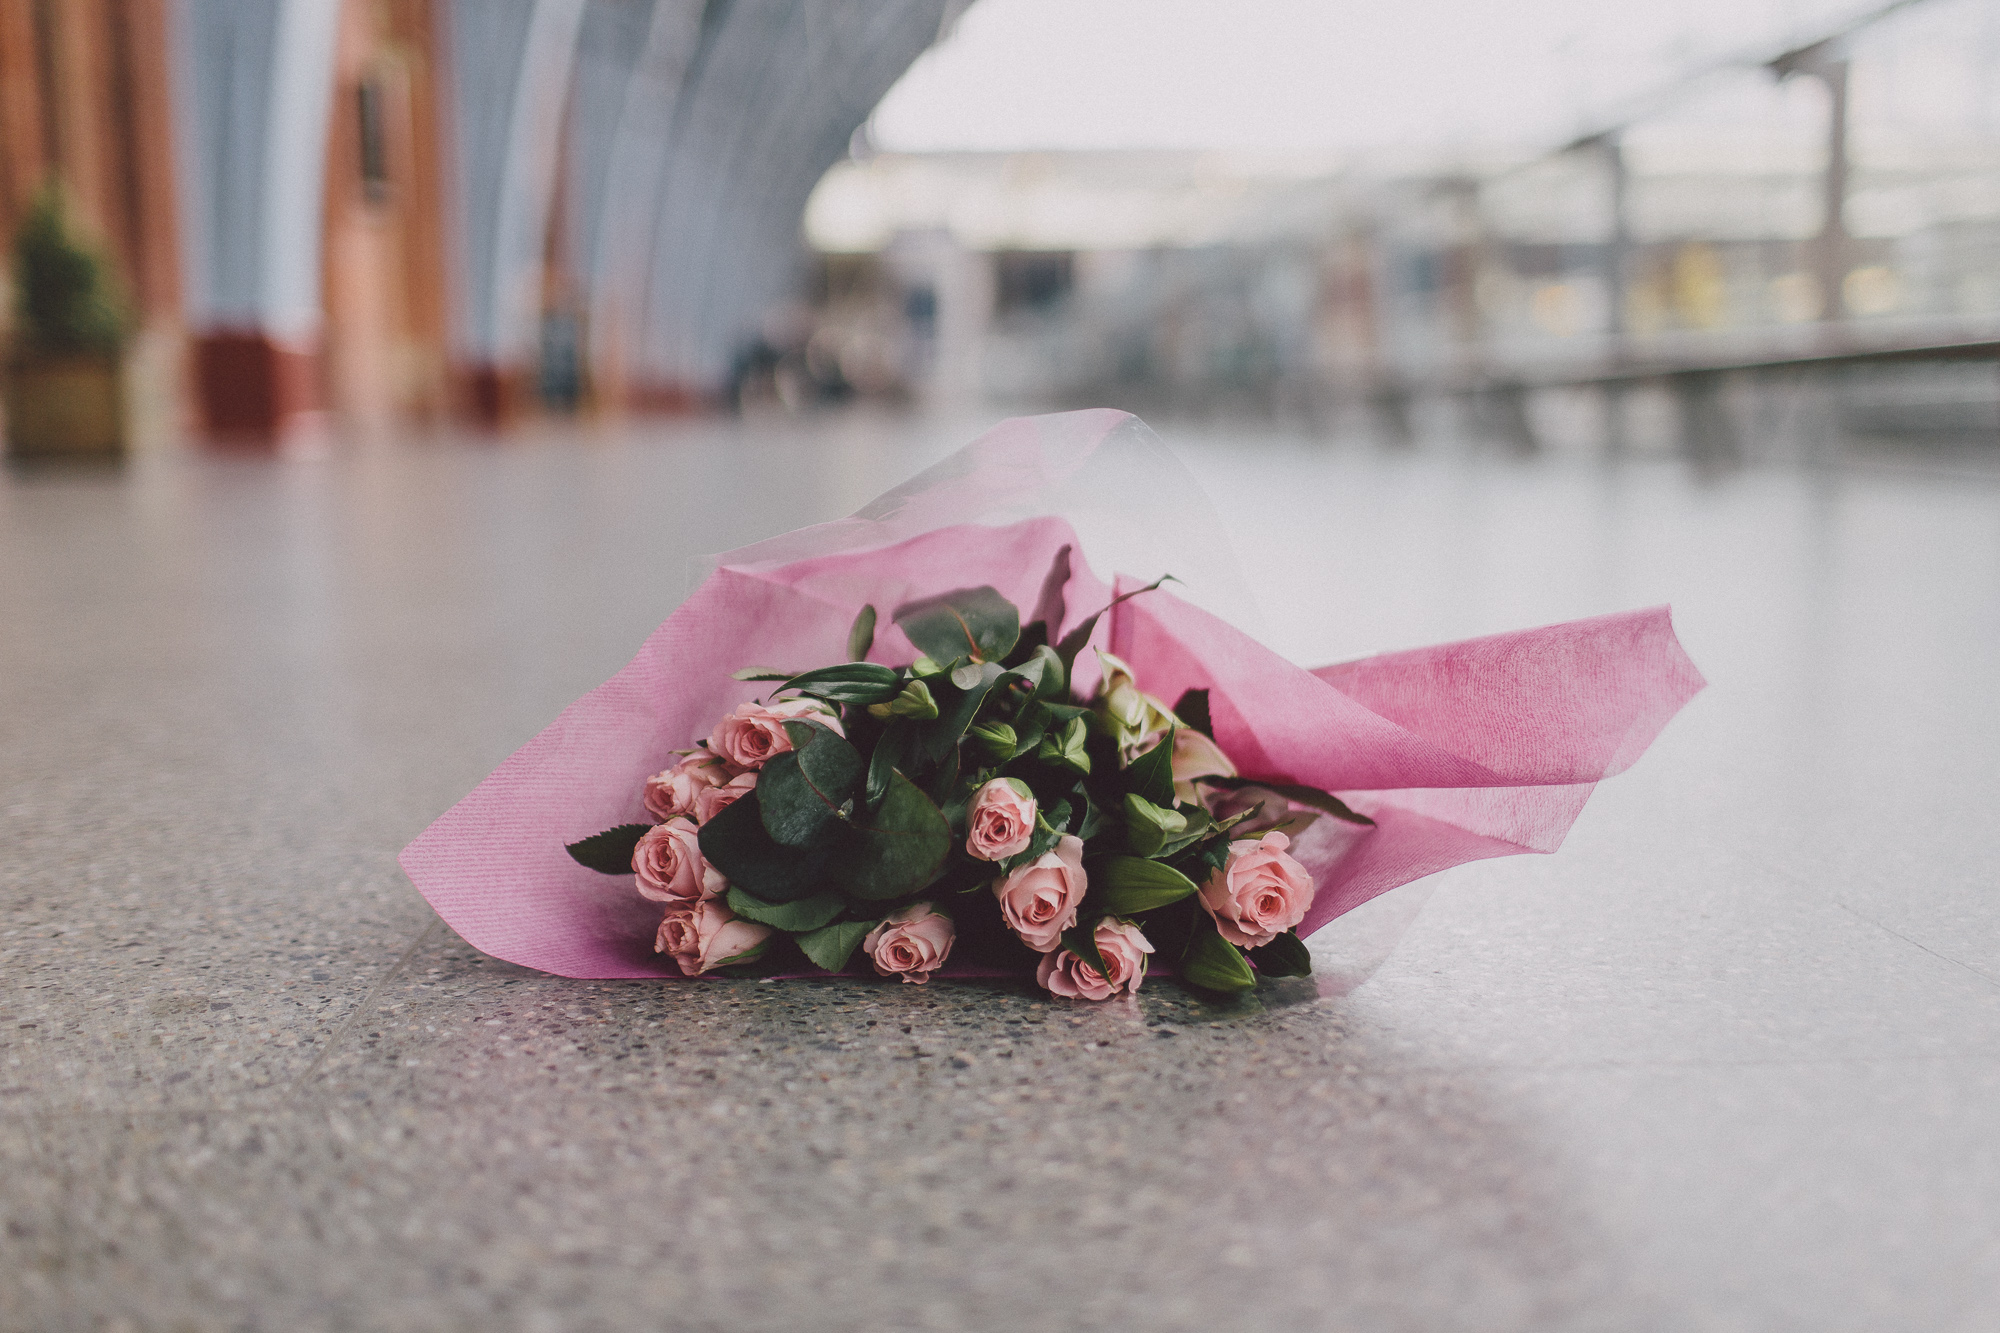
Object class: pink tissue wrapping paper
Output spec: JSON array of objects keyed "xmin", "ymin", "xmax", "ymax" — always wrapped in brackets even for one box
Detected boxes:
[{"xmin": 398, "ymin": 410, "xmax": 1705, "ymax": 980}]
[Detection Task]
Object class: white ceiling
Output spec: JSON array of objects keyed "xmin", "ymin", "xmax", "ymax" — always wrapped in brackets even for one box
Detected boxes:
[{"xmin": 870, "ymin": 0, "xmax": 1907, "ymax": 154}]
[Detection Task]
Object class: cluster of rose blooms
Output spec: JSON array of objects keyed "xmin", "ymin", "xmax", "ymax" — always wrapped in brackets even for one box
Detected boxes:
[{"xmin": 567, "ymin": 585, "xmax": 1338, "ymax": 1000}]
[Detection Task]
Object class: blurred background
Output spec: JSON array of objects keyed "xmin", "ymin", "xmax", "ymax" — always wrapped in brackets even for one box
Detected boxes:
[{"xmin": 0, "ymin": 0, "xmax": 1995, "ymax": 463}]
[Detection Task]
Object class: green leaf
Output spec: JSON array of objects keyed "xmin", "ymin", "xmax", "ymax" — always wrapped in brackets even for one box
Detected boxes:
[
  {"xmin": 998, "ymin": 802, "xmax": 1068, "ymax": 875},
  {"xmin": 1247, "ymin": 929, "xmax": 1313, "ymax": 978},
  {"xmin": 866, "ymin": 678, "xmax": 937, "ymax": 722},
  {"xmin": 1123, "ymin": 792, "xmax": 1187, "ymax": 857},
  {"xmin": 1152, "ymin": 806, "xmax": 1217, "ymax": 860},
  {"xmin": 756, "ymin": 722, "xmax": 863, "ymax": 847},
  {"xmin": 731, "ymin": 667, "xmax": 796, "ymax": 682},
  {"xmin": 796, "ymin": 919, "xmax": 875, "ymax": 973},
  {"xmin": 1027, "ymin": 643, "xmax": 1067, "ymax": 697},
  {"xmin": 949, "ymin": 661, "xmax": 985, "ymax": 691},
  {"xmin": 865, "ymin": 720, "xmax": 911, "ymax": 806},
  {"xmin": 920, "ymin": 661, "xmax": 1003, "ymax": 764},
  {"xmin": 1097, "ymin": 855, "xmax": 1201, "ymax": 914},
  {"xmin": 564, "ymin": 823, "xmax": 651, "ymax": 874},
  {"xmin": 1035, "ymin": 715, "xmax": 1091, "ymax": 775},
  {"xmin": 697, "ymin": 795, "xmax": 820, "ymax": 901},
  {"xmin": 1004, "ymin": 618, "xmax": 1049, "ymax": 668},
  {"xmin": 847, "ymin": 604, "xmax": 877, "ymax": 661},
  {"xmin": 1061, "ymin": 918, "xmax": 1111, "ymax": 982},
  {"xmin": 725, "ymin": 886, "xmax": 845, "ymax": 932},
  {"xmin": 773, "ymin": 662, "xmax": 902, "ymax": 705},
  {"xmin": 1124, "ymin": 724, "xmax": 1177, "ymax": 807},
  {"xmin": 1197, "ymin": 775, "xmax": 1375, "ymax": 826},
  {"xmin": 832, "ymin": 769, "xmax": 952, "ymax": 901},
  {"xmin": 1053, "ymin": 575, "xmax": 1173, "ymax": 677},
  {"xmin": 968, "ymin": 721, "xmax": 1018, "ymax": 762},
  {"xmin": 893, "ymin": 586, "xmax": 1022, "ymax": 665},
  {"xmin": 1172, "ymin": 687, "xmax": 1214, "ymax": 738},
  {"xmin": 1181, "ymin": 918, "xmax": 1257, "ymax": 993}
]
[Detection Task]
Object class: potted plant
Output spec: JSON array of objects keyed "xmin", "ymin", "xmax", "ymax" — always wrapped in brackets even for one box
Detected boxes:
[{"xmin": 4, "ymin": 187, "xmax": 130, "ymax": 460}]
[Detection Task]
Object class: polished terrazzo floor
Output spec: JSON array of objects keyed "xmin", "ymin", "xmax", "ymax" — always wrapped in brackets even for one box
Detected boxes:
[{"xmin": 3, "ymin": 409, "xmax": 1996, "ymax": 1331}]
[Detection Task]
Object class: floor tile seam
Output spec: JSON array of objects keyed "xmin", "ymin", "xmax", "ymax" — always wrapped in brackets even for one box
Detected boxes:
[
  {"xmin": 1738, "ymin": 850, "xmax": 2000, "ymax": 992},
  {"xmin": 2, "ymin": 1048, "xmax": 1995, "ymax": 1128},
  {"xmin": 1372, "ymin": 1050, "xmax": 2000, "ymax": 1078},
  {"xmin": 1829, "ymin": 899, "xmax": 2000, "ymax": 993},
  {"xmin": 280, "ymin": 915, "xmax": 441, "ymax": 1106}
]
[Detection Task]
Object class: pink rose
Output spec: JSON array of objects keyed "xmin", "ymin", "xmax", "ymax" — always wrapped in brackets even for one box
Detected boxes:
[
  {"xmin": 708, "ymin": 698, "xmax": 842, "ymax": 771},
  {"xmin": 992, "ymin": 833, "xmax": 1086, "ymax": 952},
  {"xmin": 643, "ymin": 748, "xmax": 732, "ymax": 821},
  {"xmin": 1198, "ymin": 830, "xmax": 1315, "ymax": 948},
  {"xmin": 655, "ymin": 898, "xmax": 773, "ymax": 976},
  {"xmin": 693, "ymin": 771, "xmax": 758, "ymax": 823},
  {"xmin": 632, "ymin": 818, "xmax": 726, "ymax": 903},
  {"xmin": 861, "ymin": 902, "xmax": 955, "ymax": 984},
  {"xmin": 1037, "ymin": 918, "xmax": 1154, "ymax": 1000},
  {"xmin": 966, "ymin": 778, "xmax": 1037, "ymax": 861}
]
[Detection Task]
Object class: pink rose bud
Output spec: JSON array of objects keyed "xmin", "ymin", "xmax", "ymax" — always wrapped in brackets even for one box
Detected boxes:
[
  {"xmin": 708, "ymin": 697, "xmax": 843, "ymax": 771},
  {"xmin": 861, "ymin": 902, "xmax": 956, "ymax": 984},
  {"xmin": 991, "ymin": 833, "xmax": 1086, "ymax": 952},
  {"xmin": 966, "ymin": 777, "xmax": 1037, "ymax": 861},
  {"xmin": 643, "ymin": 748, "xmax": 732, "ymax": 822},
  {"xmin": 1037, "ymin": 918, "xmax": 1154, "ymax": 1000},
  {"xmin": 693, "ymin": 771, "xmax": 758, "ymax": 823},
  {"xmin": 655, "ymin": 898, "xmax": 773, "ymax": 976},
  {"xmin": 632, "ymin": 818, "xmax": 726, "ymax": 903},
  {"xmin": 1198, "ymin": 830, "xmax": 1315, "ymax": 949}
]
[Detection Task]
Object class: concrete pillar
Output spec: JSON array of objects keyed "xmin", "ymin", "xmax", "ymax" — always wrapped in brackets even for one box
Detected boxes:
[
  {"xmin": 1771, "ymin": 40, "xmax": 1851, "ymax": 325},
  {"xmin": 174, "ymin": 0, "xmax": 342, "ymax": 440},
  {"xmin": 444, "ymin": 0, "xmax": 585, "ymax": 425}
]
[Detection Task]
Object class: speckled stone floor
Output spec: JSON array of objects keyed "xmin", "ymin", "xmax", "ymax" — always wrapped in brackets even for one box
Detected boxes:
[{"xmin": 3, "ymin": 411, "xmax": 1997, "ymax": 1332}]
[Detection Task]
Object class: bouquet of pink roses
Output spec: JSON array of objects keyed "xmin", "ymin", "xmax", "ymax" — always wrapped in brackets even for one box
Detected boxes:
[
  {"xmin": 401, "ymin": 410, "xmax": 1703, "ymax": 1001},
  {"xmin": 564, "ymin": 572, "xmax": 1365, "ymax": 996}
]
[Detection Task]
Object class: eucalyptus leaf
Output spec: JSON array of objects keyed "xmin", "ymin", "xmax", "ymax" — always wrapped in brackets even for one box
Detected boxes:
[
  {"xmin": 1097, "ymin": 855, "xmax": 1200, "ymax": 914},
  {"xmin": 949, "ymin": 661, "xmax": 985, "ymax": 691},
  {"xmin": 1247, "ymin": 929, "xmax": 1313, "ymax": 978},
  {"xmin": 831, "ymin": 769, "xmax": 952, "ymax": 901},
  {"xmin": 1197, "ymin": 775, "xmax": 1375, "ymax": 826},
  {"xmin": 564, "ymin": 823, "xmax": 652, "ymax": 875},
  {"xmin": 1181, "ymin": 919, "xmax": 1257, "ymax": 993},
  {"xmin": 697, "ymin": 795, "xmax": 820, "ymax": 901},
  {"xmin": 796, "ymin": 919, "xmax": 875, "ymax": 973},
  {"xmin": 847, "ymin": 604, "xmax": 877, "ymax": 661},
  {"xmin": 725, "ymin": 885, "xmax": 845, "ymax": 932},
  {"xmin": 757, "ymin": 722, "xmax": 863, "ymax": 847},
  {"xmin": 893, "ymin": 586, "xmax": 1021, "ymax": 665}
]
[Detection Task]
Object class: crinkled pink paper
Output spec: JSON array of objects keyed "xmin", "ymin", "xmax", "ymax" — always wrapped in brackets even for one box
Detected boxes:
[{"xmin": 400, "ymin": 410, "xmax": 1703, "ymax": 981}]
